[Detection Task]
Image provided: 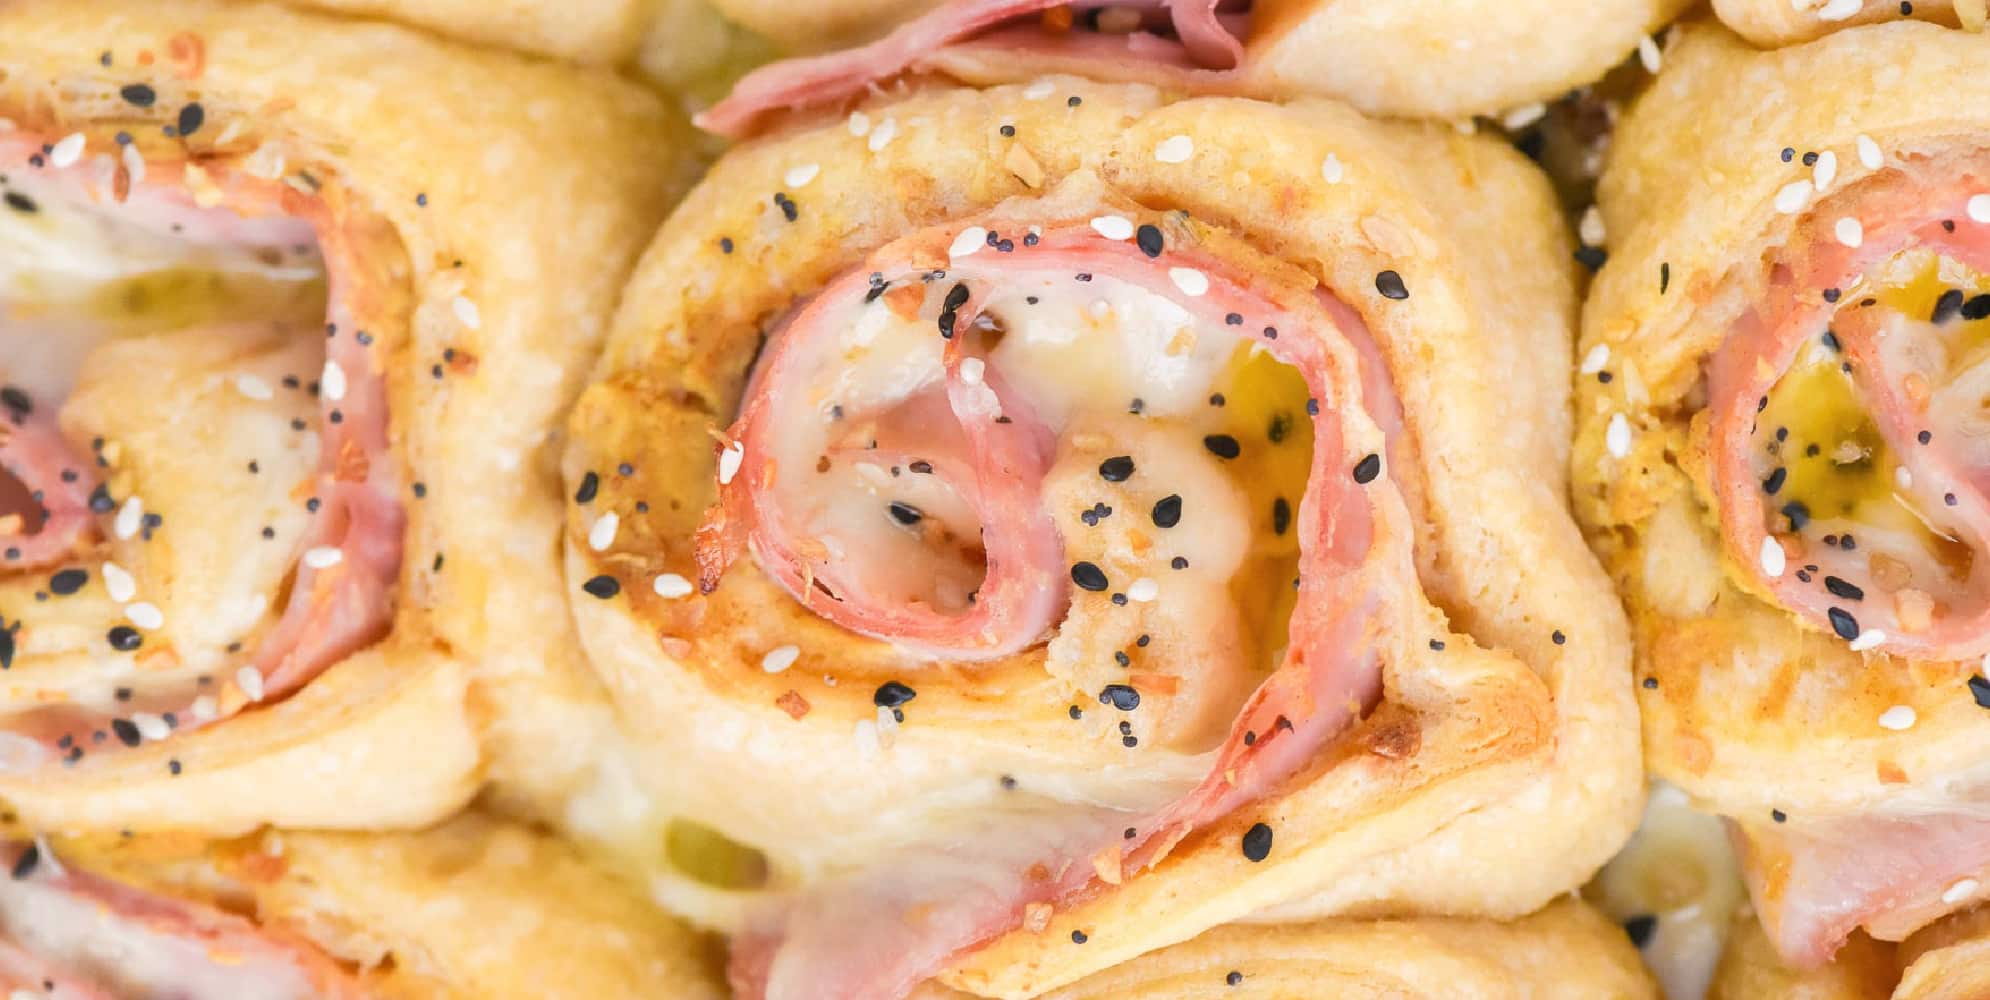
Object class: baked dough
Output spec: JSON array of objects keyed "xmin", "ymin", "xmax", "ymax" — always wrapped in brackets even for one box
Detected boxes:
[
  {"xmin": 1712, "ymin": 0, "xmax": 1985, "ymax": 46},
  {"xmin": 0, "ymin": 0, "xmax": 692, "ymax": 834},
  {"xmin": 566, "ymin": 76, "xmax": 1639, "ymax": 997}
]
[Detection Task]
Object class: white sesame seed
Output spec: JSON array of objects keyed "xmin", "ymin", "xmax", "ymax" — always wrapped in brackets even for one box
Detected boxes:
[
  {"xmin": 1835, "ymin": 217, "xmax": 1864, "ymax": 248},
  {"xmin": 784, "ymin": 163, "xmax": 820, "ymax": 188},
  {"xmin": 1850, "ymin": 628, "xmax": 1887, "ymax": 652},
  {"xmin": 237, "ymin": 667, "xmax": 266, "ymax": 702},
  {"xmin": 1578, "ymin": 206, "xmax": 1607, "ymax": 248},
  {"xmin": 1154, "ymin": 134, "xmax": 1194, "ymax": 164},
  {"xmin": 101, "ymin": 562, "xmax": 136, "ymax": 603},
  {"xmin": 235, "ymin": 375, "xmax": 274, "ymax": 400},
  {"xmin": 1969, "ymin": 194, "xmax": 1990, "ymax": 224},
  {"xmin": 875, "ymin": 704, "xmax": 900, "ymax": 737},
  {"xmin": 1759, "ymin": 536, "xmax": 1786, "ymax": 578},
  {"xmin": 113, "ymin": 497, "xmax": 143, "ymax": 540},
  {"xmin": 1818, "ymin": 0, "xmax": 1862, "ymax": 20},
  {"xmin": 867, "ymin": 116, "xmax": 898, "ymax": 152},
  {"xmin": 49, "ymin": 133, "xmax": 84, "ymax": 168},
  {"xmin": 1856, "ymin": 134, "xmax": 1883, "ymax": 170},
  {"xmin": 1877, "ymin": 704, "xmax": 1916, "ymax": 729},
  {"xmin": 1089, "ymin": 215, "xmax": 1134, "ymax": 241},
  {"xmin": 1813, "ymin": 150, "xmax": 1838, "ymax": 192},
  {"xmin": 847, "ymin": 111, "xmax": 871, "ymax": 136},
  {"xmin": 320, "ymin": 359, "xmax": 347, "ymax": 402},
  {"xmin": 959, "ymin": 357, "xmax": 986, "ymax": 385},
  {"xmin": 1606, "ymin": 413, "xmax": 1632, "ymax": 458},
  {"xmin": 191, "ymin": 695, "xmax": 219, "ymax": 722},
  {"xmin": 1774, "ymin": 179, "xmax": 1814, "ymax": 214},
  {"xmin": 1580, "ymin": 344, "xmax": 1611, "ymax": 374},
  {"xmin": 653, "ymin": 573, "xmax": 693, "ymax": 599},
  {"xmin": 761, "ymin": 644, "xmax": 800, "ymax": 673},
  {"xmin": 125, "ymin": 602, "xmax": 163, "ymax": 630},
  {"xmin": 303, "ymin": 547, "xmax": 343, "ymax": 569},
  {"xmin": 1320, "ymin": 153, "xmax": 1344, "ymax": 184},
  {"xmin": 1023, "ymin": 80, "xmax": 1056, "ymax": 100},
  {"xmin": 717, "ymin": 442, "xmax": 745, "ymax": 485},
  {"xmin": 1896, "ymin": 466, "xmax": 1914, "ymax": 489},
  {"xmin": 1126, "ymin": 578, "xmax": 1159, "ymax": 602},
  {"xmin": 121, "ymin": 142, "xmax": 145, "ymax": 184},
  {"xmin": 1637, "ymin": 34, "xmax": 1663, "ymax": 73},
  {"xmin": 949, "ymin": 226, "xmax": 989, "ymax": 258},
  {"xmin": 588, "ymin": 512, "xmax": 619, "ymax": 552},
  {"xmin": 132, "ymin": 713, "xmax": 169, "ymax": 741},
  {"xmin": 1500, "ymin": 103, "xmax": 1546, "ymax": 131},
  {"xmin": 452, "ymin": 295, "xmax": 481, "ymax": 330},
  {"xmin": 1944, "ymin": 878, "xmax": 1980, "ymax": 905},
  {"xmin": 1169, "ymin": 268, "xmax": 1209, "ymax": 296}
]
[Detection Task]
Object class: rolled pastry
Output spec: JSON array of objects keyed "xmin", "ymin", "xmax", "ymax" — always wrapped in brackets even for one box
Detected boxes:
[
  {"xmin": 0, "ymin": 812, "xmax": 723, "ymax": 999},
  {"xmin": 1712, "ymin": 0, "xmax": 1985, "ymax": 47},
  {"xmin": 0, "ymin": 0, "xmax": 689, "ymax": 833},
  {"xmin": 565, "ymin": 76, "xmax": 1641, "ymax": 998},
  {"xmin": 909, "ymin": 898, "xmax": 1657, "ymax": 1000},
  {"xmin": 1575, "ymin": 17, "xmax": 1990, "ymax": 972},
  {"xmin": 696, "ymin": 0, "xmax": 1693, "ymax": 136}
]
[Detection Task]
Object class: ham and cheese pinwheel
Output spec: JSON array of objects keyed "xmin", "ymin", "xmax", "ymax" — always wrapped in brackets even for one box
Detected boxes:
[
  {"xmin": 1575, "ymin": 17, "xmax": 1990, "ymax": 976},
  {"xmin": 696, "ymin": 0, "xmax": 1692, "ymax": 136},
  {"xmin": 910, "ymin": 898, "xmax": 1656, "ymax": 1000},
  {"xmin": 1713, "ymin": 0, "xmax": 1985, "ymax": 46},
  {"xmin": 564, "ymin": 75, "xmax": 1641, "ymax": 999},
  {"xmin": 0, "ymin": 813, "xmax": 723, "ymax": 999},
  {"xmin": 0, "ymin": 0, "xmax": 687, "ymax": 833},
  {"xmin": 1712, "ymin": 904, "xmax": 1990, "ymax": 1000}
]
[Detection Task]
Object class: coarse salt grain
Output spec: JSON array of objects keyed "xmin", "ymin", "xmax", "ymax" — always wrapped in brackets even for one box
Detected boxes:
[
  {"xmin": 1089, "ymin": 215, "xmax": 1134, "ymax": 241},
  {"xmin": 588, "ymin": 512, "xmax": 619, "ymax": 552}
]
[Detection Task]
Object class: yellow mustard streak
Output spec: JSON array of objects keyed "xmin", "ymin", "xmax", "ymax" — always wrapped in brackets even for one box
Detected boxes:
[
  {"xmin": 663, "ymin": 817, "xmax": 770, "ymax": 890},
  {"xmin": 1215, "ymin": 344, "xmax": 1312, "ymax": 674},
  {"xmin": 83, "ymin": 268, "xmax": 327, "ymax": 330}
]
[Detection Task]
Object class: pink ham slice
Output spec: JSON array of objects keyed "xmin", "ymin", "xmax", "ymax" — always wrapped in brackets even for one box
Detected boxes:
[
  {"xmin": 698, "ymin": 218, "xmax": 1406, "ymax": 999},
  {"xmin": 1706, "ymin": 164, "xmax": 1990, "ymax": 965},
  {"xmin": 0, "ymin": 840, "xmax": 370, "ymax": 997},
  {"xmin": 0, "ymin": 399, "xmax": 100, "ymax": 570},
  {"xmin": 0, "ymin": 137, "xmax": 403, "ymax": 767},
  {"xmin": 695, "ymin": 1, "xmax": 1245, "ymax": 138}
]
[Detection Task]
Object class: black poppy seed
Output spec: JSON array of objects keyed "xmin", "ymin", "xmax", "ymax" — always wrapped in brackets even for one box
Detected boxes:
[
  {"xmin": 107, "ymin": 626, "xmax": 141, "ymax": 651},
  {"xmin": 874, "ymin": 681, "xmax": 917, "ymax": 710},
  {"xmin": 1782, "ymin": 501, "xmax": 1811, "ymax": 531},
  {"xmin": 1151, "ymin": 494, "xmax": 1183, "ymax": 528},
  {"xmin": 944, "ymin": 282, "xmax": 971, "ymax": 311},
  {"xmin": 1920, "ymin": 430, "xmax": 1934, "ymax": 445},
  {"xmin": 10, "ymin": 844, "xmax": 37, "ymax": 880},
  {"xmin": 1241, "ymin": 822, "xmax": 1273, "ymax": 862},
  {"xmin": 1075, "ymin": 273, "xmax": 1092, "ymax": 282},
  {"xmin": 1822, "ymin": 331, "xmax": 1841, "ymax": 352},
  {"xmin": 1374, "ymin": 270, "xmax": 1409, "ymax": 300},
  {"xmin": 1114, "ymin": 650, "xmax": 1130, "ymax": 667},
  {"xmin": 1552, "ymin": 629, "xmax": 1567, "ymax": 645},
  {"xmin": 1209, "ymin": 393, "xmax": 1226, "ymax": 407},
  {"xmin": 1203, "ymin": 434, "xmax": 1240, "ymax": 459},
  {"xmin": 1227, "ymin": 972, "xmax": 1244, "ymax": 987},
  {"xmin": 937, "ymin": 311, "xmax": 957, "ymax": 339},
  {"xmin": 1067, "ymin": 96, "xmax": 1082, "ymax": 107},
  {"xmin": 1827, "ymin": 606, "xmax": 1860, "ymax": 640},
  {"xmin": 888, "ymin": 501, "xmax": 923, "ymax": 526},
  {"xmin": 1963, "ymin": 294, "xmax": 1990, "ymax": 321},
  {"xmin": 1069, "ymin": 705, "xmax": 1083, "ymax": 719},
  {"xmin": 1000, "ymin": 124, "xmax": 1015, "ymax": 137},
  {"xmin": 1100, "ymin": 684, "xmax": 1140, "ymax": 710},
  {"xmin": 1135, "ymin": 224, "xmax": 1164, "ymax": 258},
  {"xmin": 1781, "ymin": 147, "xmax": 1796, "ymax": 163},
  {"xmin": 48, "ymin": 569, "xmax": 86, "ymax": 596},
  {"xmin": 1225, "ymin": 312, "xmax": 1243, "ymax": 325},
  {"xmin": 1574, "ymin": 246, "xmax": 1607, "ymax": 272},
  {"xmin": 719, "ymin": 237, "xmax": 735, "ymax": 254},
  {"xmin": 3, "ymin": 192, "xmax": 35, "ymax": 214},
  {"xmin": 1933, "ymin": 289, "xmax": 1966, "ymax": 324},
  {"xmin": 1352, "ymin": 453, "xmax": 1382, "ymax": 484},
  {"xmin": 1948, "ymin": 493, "xmax": 1960, "ymax": 506},
  {"xmin": 1801, "ymin": 151, "xmax": 1820, "ymax": 167},
  {"xmin": 0, "ymin": 387, "xmax": 31, "ymax": 415},
  {"xmin": 1763, "ymin": 467, "xmax": 1787, "ymax": 495},
  {"xmin": 581, "ymin": 575, "xmax": 620, "ymax": 599},
  {"xmin": 1772, "ymin": 809, "xmax": 1787, "ymax": 823},
  {"xmin": 1272, "ymin": 497, "xmax": 1291, "ymax": 536},
  {"xmin": 575, "ymin": 472, "xmax": 600, "ymax": 504},
  {"xmin": 1623, "ymin": 914, "xmax": 1658, "ymax": 948},
  {"xmin": 1024, "ymin": 233, "xmax": 1040, "ymax": 247},
  {"xmin": 168, "ymin": 759, "xmax": 182, "ymax": 775},
  {"xmin": 1170, "ymin": 556, "xmax": 1188, "ymax": 570},
  {"xmin": 1660, "ymin": 262, "xmax": 1671, "ymax": 294},
  {"xmin": 175, "ymin": 103, "xmax": 204, "ymax": 136},
  {"xmin": 1903, "ymin": 0, "xmax": 1914, "ymax": 11},
  {"xmin": 1071, "ymin": 930, "xmax": 1088, "ymax": 943},
  {"xmin": 1825, "ymin": 576, "xmax": 1865, "ymax": 601},
  {"xmin": 1429, "ymin": 639, "xmax": 1446, "ymax": 651},
  {"xmin": 111, "ymin": 719, "xmax": 141, "ymax": 747},
  {"xmin": 1111, "ymin": 593, "xmax": 1128, "ymax": 606},
  {"xmin": 1822, "ymin": 287, "xmax": 1842, "ymax": 303},
  {"xmin": 1071, "ymin": 561, "xmax": 1109, "ymax": 591},
  {"xmin": 1098, "ymin": 455, "xmax": 1134, "ymax": 482},
  {"xmin": 1643, "ymin": 676, "xmax": 1659, "ymax": 689},
  {"xmin": 1967, "ymin": 675, "xmax": 1990, "ymax": 709},
  {"xmin": 1946, "ymin": 220, "xmax": 1958, "ymax": 233},
  {"xmin": 1128, "ymin": 397, "xmax": 1144, "ymax": 414},
  {"xmin": 119, "ymin": 83, "xmax": 156, "ymax": 107},
  {"xmin": 1262, "ymin": 326, "xmax": 1278, "ymax": 340},
  {"xmin": 0, "ymin": 630, "xmax": 10, "ymax": 670},
  {"xmin": 909, "ymin": 461, "xmax": 933, "ymax": 475},
  {"xmin": 1268, "ymin": 413, "xmax": 1291, "ymax": 444}
]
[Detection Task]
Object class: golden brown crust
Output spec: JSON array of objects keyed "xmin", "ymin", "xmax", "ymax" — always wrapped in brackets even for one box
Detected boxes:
[
  {"xmin": 565, "ymin": 77, "xmax": 1638, "ymax": 994},
  {"xmin": 57, "ymin": 813, "xmax": 726, "ymax": 1000},
  {"xmin": 916, "ymin": 899, "xmax": 1657, "ymax": 1000},
  {"xmin": 1711, "ymin": 0, "xmax": 1983, "ymax": 47},
  {"xmin": 0, "ymin": 0, "xmax": 692, "ymax": 833},
  {"xmin": 1711, "ymin": 910, "xmax": 1899, "ymax": 1000},
  {"xmin": 280, "ymin": 0, "xmax": 658, "ymax": 64}
]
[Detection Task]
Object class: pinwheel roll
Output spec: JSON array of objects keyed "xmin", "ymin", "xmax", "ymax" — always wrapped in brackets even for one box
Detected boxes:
[
  {"xmin": 0, "ymin": 0, "xmax": 687, "ymax": 832},
  {"xmin": 696, "ymin": 0, "xmax": 1692, "ymax": 136},
  {"xmin": 1712, "ymin": 0, "xmax": 1984, "ymax": 47},
  {"xmin": 908, "ymin": 899, "xmax": 1656, "ymax": 1000},
  {"xmin": 565, "ymin": 77, "xmax": 1640, "ymax": 999},
  {"xmin": 0, "ymin": 813, "xmax": 723, "ymax": 999},
  {"xmin": 1575, "ymin": 18, "xmax": 1990, "ymax": 973}
]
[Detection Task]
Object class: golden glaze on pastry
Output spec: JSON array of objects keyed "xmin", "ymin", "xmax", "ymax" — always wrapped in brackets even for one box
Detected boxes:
[
  {"xmin": 911, "ymin": 898, "xmax": 1657, "ymax": 1000},
  {"xmin": 1712, "ymin": 0, "xmax": 1985, "ymax": 46},
  {"xmin": 0, "ymin": 0, "xmax": 692, "ymax": 834},
  {"xmin": 0, "ymin": 813, "xmax": 723, "ymax": 999},
  {"xmin": 565, "ymin": 77, "xmax": 1639, "ymax": 998},
  {"xmin": 1574, "ymin": 17, "xmax": 1990, "ymax": 971},
  {"xmin": 697, "ymin": 0, "xmax": 1693, "ymax": 136}
]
